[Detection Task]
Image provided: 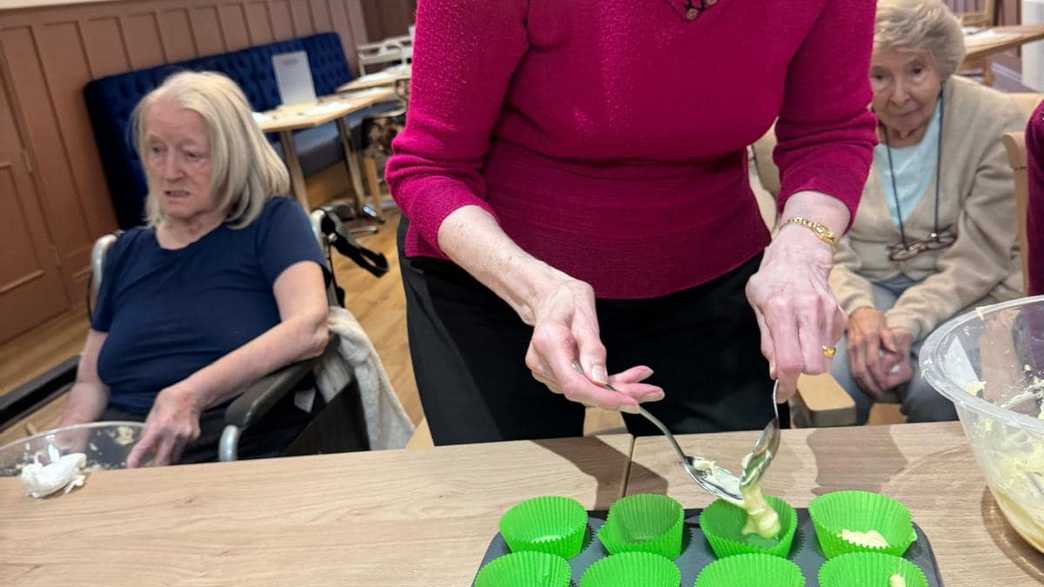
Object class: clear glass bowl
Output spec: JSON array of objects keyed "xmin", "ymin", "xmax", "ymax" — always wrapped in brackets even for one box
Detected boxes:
[
  {"xmin": 0, "ymin": 421, "xmax": 145, "ymax": 477},
  {"xmin": 921, "ymin": 296, "xmax": 1044, "ymax": 553}
]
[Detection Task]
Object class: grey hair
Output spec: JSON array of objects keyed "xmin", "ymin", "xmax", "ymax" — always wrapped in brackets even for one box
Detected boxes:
[
  {"xmin": 875, "ymin": 0, "xmax": 966, "ymax": 80},
  {"xmin": 132, "ymin": 71, "xmax": 290, "ymax": 228}
]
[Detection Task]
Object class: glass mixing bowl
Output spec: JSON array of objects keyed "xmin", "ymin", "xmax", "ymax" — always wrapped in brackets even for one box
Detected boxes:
[
  {"xmin": 0, "ymin": 421, "xmax": 145, "ymax": 477},
  {"xmin": 921, "ymin": 296, "xmax": 1044, "ymax": 553}
]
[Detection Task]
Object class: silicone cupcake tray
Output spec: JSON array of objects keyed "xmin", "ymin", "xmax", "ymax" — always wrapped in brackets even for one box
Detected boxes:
[{"xmin": 473, "ymin": 508, "xmax": 944, "ymax": 586}]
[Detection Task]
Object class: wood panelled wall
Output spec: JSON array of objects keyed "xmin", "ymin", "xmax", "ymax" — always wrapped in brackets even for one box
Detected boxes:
[
  {"xmin": 946, "ymin": 0, "xmax": 1022, "ymax": 25},
  {"xmin": 0, "ymin": 0, "xmax": 368, "ymax": 343},
  {"xmin": 359, "ymin": 0, "xmax": 414, "ymax": 42}
]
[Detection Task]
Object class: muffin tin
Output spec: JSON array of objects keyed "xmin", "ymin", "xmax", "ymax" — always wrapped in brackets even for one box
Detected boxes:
[{"xmin": 473, "ymin": 507, "xmax": 944, "ymax": 586}]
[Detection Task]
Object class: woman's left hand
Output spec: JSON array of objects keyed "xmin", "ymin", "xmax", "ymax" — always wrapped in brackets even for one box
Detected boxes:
[
  {"xmin": 746, "ymin": 226, "xmax": 846, "ymax": 402},
  {"xmin": 126, "ymin": 385, "xmax": 203, "ymax": 467}
]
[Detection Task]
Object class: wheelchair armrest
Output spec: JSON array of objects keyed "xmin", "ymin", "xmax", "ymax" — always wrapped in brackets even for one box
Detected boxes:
[
  {"xmin": 220, "ymin": 357, "xmax": 321, "ymax": 461},
  {"xmin": 0, "ymin": 355, "xmax": 80, "ymax": 430},
  {"xmin": 223, "ymin": 358, "xmax": 319, "ymax": 431}
]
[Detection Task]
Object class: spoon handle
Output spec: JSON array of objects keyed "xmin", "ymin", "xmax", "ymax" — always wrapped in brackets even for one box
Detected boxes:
[
  {"xmin": 569, "ymin": 361, "xmax": 689, "ymax": 466},
  {"xmin": 625, "ymin": 399, "xmax": 689, "ymax": 466}
]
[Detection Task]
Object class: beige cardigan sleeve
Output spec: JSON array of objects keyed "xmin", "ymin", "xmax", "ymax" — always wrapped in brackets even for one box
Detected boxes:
[
  {"xmin": 885, "ymin": 105, "xmax": 1021, "ymax": 342},
  {"xmin": 830, "ymin": 236, "xmax": 876, "ymax": 315}
]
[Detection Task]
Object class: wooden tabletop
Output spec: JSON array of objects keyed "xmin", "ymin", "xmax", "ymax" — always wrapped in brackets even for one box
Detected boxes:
[
  {"xmin": 3, "ymin": 424, "xmax": 1041, "ymax": 586},
  {"xmin": 964, "ymin": 25, "xmax": 1044, "ymax": 63},
  {"xmin": 628, "ymin": 423, "xmax": 1044, "ymax": 586},
  {"xmin": 0, "ymin": 434, "xmax": 633, "ymax": 586},
  {"xmin": 337, "ymin": 65, "xmax": 412, "ymax": 93},
  {"xmin": 256, "ymin": 87, "xmax": 396, "ymax": 134}
]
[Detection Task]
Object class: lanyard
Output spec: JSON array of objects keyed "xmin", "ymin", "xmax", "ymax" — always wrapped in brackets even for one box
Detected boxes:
[{"xmin": 881, "ymin": 88, "xmax": 945, "ymax": 249}]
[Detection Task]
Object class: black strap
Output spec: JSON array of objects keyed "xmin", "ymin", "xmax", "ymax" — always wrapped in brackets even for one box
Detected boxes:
[{"xmin": 318, "ymin": 208, "xmax": 389, "ymax": 278}]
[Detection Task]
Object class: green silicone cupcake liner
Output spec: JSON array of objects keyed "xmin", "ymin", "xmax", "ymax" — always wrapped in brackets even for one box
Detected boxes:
[
  {"xmin": 597, "ymin": 493, "xmax": 685, "ymax": 559},
  {"xmin": 694, "ymin": 553, "xmax": 805, "ymax": 587},
  {"xmin": 474, "ymin": 551, "xmax": 572, "ymax": 587},
  {"xmin": 698, "ymin": 495, "xmax": 798, "ymax": 558},
  {"xmin": 499, "ymin": 496, "xmax": 589, "ymax": 558},
  {"xmin": 579, "ymin": 552, "xmax": 682, "ymax": 587},
  {"xmin": 808, "ymin": 490, "xmax": 915, "ymax": 559},
  {"xmin": 818, "ymin": 551, "xmax": 929, "ymax": 587}
]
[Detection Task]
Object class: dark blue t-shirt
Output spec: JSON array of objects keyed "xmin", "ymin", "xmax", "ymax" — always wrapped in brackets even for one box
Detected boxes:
[{"xmin": 93, "ymin": 197, "xmax": 326, "ymax": 415}]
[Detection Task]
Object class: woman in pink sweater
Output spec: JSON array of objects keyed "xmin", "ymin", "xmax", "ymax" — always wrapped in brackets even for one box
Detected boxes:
[{"xmin": 387, "ymin": 0, "xmax": 878, "ymax": 445}]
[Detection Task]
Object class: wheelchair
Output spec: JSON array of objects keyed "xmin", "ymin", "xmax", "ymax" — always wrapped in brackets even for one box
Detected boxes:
[{"xmin": 0, "ymin": 208, "xmax": 388, "ymax": 462}]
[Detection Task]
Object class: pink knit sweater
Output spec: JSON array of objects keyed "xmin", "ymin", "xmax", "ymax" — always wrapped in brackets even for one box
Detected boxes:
[{"xmin": 387, "ymin": 0, "xmax": 877, "ymax": 299}]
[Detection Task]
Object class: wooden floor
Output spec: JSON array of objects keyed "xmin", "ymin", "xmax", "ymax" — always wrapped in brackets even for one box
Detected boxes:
[
  {"xmin": 326, "ymin": 210, "xmax": 421, "ymax": 425},
  {"xmin": 0, "ymin": 307, "xmax": 88, "ymax": 398},
  {"xmin": 0, "ymin": 209, "xmax": 423, "ymax": 439}
]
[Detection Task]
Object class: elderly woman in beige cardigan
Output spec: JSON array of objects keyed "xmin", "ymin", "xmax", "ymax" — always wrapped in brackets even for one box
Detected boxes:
[{"xmin": 829, "ymin": 0, "xmax": 1023, "ymax": 423}]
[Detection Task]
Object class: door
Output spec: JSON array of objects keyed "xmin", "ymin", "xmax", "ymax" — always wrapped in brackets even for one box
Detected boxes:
[{"xmin": 0, "ymin": 67, "xmax": 69, "ymax": 343}]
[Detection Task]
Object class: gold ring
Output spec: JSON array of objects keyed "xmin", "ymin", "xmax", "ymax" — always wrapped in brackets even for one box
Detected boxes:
[{"xmin": 822, "ymin": 345, "xmax": 837, "ymax": 358}]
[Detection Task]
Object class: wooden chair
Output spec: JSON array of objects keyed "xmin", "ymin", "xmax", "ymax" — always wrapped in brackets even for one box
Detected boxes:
[
  {"xmin": 962, "ymin": 58, "xmax": 995, "ymax": 88},
  {"xmin": 1002, "ymin": 130, "xmax": 1027, "ymax": 284},
  {"xmin": 1001, "ymin": 93, "xmax": 1043, "ymax": 285},
  {"xmin": 1003, "ymin": 131, "xmax": 1030, "ymax": 281}
]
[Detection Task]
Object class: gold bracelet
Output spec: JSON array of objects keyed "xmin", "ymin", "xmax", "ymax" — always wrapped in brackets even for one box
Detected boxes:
[{"xmin": 781, "ymin": 216, "xmax": 837, "ymax": 248}]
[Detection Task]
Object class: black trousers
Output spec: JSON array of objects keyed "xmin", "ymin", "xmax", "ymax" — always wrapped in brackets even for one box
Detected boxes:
[{"xmin": 399, "ymin": 221, "xmax": 782, "ymax": 446}]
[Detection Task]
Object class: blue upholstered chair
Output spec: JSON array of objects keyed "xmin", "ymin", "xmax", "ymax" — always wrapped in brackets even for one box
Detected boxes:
[{"xmin": 84, "ymin": 33, "xmax": 399, "ymax": 229}]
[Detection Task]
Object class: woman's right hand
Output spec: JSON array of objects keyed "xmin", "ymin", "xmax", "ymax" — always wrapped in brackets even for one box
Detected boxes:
[
  {"xmin": 436, "ymin": 206, "xmax": 663, "ymax": 412},
  {"xmin": 524, "ymin": 274, "xmax": 664, "ymax": 413},
  {"xmin": 846, "ymin": 307, "xmax": 891, "ymax": 398},
  {"xmin": 126, "ymin": 384, "xmax": 202, "ymax": 467}
]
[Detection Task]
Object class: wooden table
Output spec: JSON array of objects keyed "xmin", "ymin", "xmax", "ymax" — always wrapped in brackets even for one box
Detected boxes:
[
  {"xmin": 628, "ymin": 423, "xmax": 1044, "ymax": 586},
  {"xmin": 964, "ymin": 25, "xmax": 1044, "ymax": 64},
  {"xmin": 3, "ymin": 424, "xmax": 1042, "ymax": 585},
  {"xmin": 337, "ymin": 64, "xmax": 411, "ymax": 93},
  {"xmin": 0, "ymin": 434, "xmax": 633, "ymax": 586},
  {"xmin": 257, "ymin": 87, "xmax": 395, "ymax": 213}
]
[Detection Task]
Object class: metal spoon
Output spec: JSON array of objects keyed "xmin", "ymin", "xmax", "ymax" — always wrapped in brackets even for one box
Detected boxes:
[
  {"xmin": 739, "ymin": 380, "xmax": 782, "ymax": 492},
  {"xmin": 571, "ymin": 362, "xmax": 744, "ymax": 505}
]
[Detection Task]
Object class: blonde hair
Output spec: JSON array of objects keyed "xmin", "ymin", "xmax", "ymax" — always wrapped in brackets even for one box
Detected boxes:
[
  {"xmin": 875, "ymin": 0, "xmax": 966, "ymax": 80},
  {"xmin": 132, "ymin": 71, "xmax": 289, "ymax": 228}
]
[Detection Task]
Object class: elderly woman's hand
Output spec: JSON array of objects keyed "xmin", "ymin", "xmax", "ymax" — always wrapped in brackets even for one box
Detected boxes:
[
  {"xmin": 846, "ymin": 308, "xmax": 893, "ymax": 398},
  {"xmin": 874, "ymin": 327, "xmax": 914, "ymax": 391},
  {"xmin": 525, "ymin": 274, "xmax": 663, "ymax": 413},
  {"xmin": 437, "ymin": 206, "xmax": 663, "ymax": 412},
  {"xmin": 126, "ymin": 385, "xmax": 203, "ymax": 467},
  {"xmin": 746, "ymin": 226, "xmax": 846, "ymax": 402}
]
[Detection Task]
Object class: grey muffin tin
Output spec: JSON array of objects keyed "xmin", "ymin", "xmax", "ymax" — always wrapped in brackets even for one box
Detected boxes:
[{"xmin": 474, "ymin": 508, "xmax": 943, "ymax": 586}]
